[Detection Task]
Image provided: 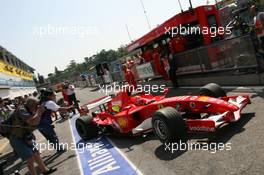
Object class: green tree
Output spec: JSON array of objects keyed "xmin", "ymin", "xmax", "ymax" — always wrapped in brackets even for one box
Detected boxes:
[
  {"xmin": 67, "ymin": 60, "xmax": 77, "ymax": 71},
  {"xmin": 46, "ymin": 46, "xmax": 129, "ymax": 81},
  {"xmin": 55, "ymin": 66, "xmax": 61, "ymax": 75}
]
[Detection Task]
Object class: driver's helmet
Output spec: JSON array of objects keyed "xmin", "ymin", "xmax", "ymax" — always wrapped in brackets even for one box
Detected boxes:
[{"xmin": 111, "ymin": 100, "xmax": 122, "ymax": 113}]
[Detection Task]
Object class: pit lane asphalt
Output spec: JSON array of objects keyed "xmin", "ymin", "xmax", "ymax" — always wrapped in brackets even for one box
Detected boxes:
[{"xmin": 2, "ymin": 86, "xmax": 264, "ymax": 175}]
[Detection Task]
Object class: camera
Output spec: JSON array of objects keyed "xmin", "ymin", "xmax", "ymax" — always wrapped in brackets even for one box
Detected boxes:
[{"xmin": 24, "ymin": 133, "xmax": 36, "ymax": 146}]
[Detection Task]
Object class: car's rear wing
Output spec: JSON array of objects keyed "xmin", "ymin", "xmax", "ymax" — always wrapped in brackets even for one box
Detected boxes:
[{"xmin": 83, "ymin": 96, "xmax": 112, "ymax": 111}]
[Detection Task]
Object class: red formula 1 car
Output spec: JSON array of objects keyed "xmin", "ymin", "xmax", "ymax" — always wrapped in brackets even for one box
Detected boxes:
[{"xmin": 76, "ymin": 83, "xmax": 250, "ymax": 143}]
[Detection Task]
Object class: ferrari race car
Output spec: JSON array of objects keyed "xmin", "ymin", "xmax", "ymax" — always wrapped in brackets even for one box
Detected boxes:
[{"xmin": 76, "ymin": 83, "xmax": 250, "ymax": 143}]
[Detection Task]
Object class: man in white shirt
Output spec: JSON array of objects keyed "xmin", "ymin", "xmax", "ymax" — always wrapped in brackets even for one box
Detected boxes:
[
  {"xmin": 38, "ymin": 89, "xmax": 73, "ymax": 153},
  {"xmin": 64, "ymin": 81, "xmax": 80, "ymax": 114}
]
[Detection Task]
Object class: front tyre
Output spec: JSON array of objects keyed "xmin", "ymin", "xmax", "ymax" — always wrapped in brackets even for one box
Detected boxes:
[
  {"xmin": 75, "ymin": 115, "xmax": 98, "ymax": 140},
  {"xmin": 152, "ymin": 107, "xmax": 187, "ymax": 143}
]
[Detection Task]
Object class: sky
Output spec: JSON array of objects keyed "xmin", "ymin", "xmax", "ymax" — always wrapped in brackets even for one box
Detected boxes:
[{"xmin": 0, "ymin": 0, "xmax": 213, "ymax": 77}]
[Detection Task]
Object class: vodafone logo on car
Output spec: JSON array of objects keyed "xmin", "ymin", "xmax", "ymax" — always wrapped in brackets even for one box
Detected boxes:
[{"xmin": 189, "ymin": 126, "xmax": 215, "ymax": 132}]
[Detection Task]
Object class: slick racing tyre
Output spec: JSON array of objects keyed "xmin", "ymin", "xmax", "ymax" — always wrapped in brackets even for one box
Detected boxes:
[
  {"xmin": 199, "ymin": 83, "xmax": 226, "ymax": 98},
  {"xmin": 152, "ymin": 107, "xmax": 187, "ymax": 143},
  {"xmin": 75, "ymin": 115, "xmax": 98, "ymax": 140}
]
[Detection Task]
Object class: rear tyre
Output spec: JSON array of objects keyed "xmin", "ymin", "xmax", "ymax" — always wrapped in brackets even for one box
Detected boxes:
[
  {"xmin": 152, "ymin": 107, "xmax": 187, "ymax": 143},
  {"xmin": 75, "ymin": 115, "xmax": 98, "ymax": 140},
  {"xmin": 199, "ymin": 83, "xmax": 226, "ymax": 98}
]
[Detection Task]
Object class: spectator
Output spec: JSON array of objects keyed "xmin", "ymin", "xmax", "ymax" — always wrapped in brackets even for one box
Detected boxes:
[
  {"xmin": 64, "ymin": 81, "xmax": 80, "ymax": 114},
  {"xmin": 17, "ymin": 96, "xmax": 26, "ymax": 106},
  {"xmin": 103, "ymin": 67, "xmax": 112, "ymax": 84},
  {"xmin": 39, "ymin": 88, "xmax": 46, "ymax": 95},
  {"xmin": 0, "ymin": 99, "xmax": 12, "ymax": 122},
  {"xmin": 24, "ymin": 95, "xmax": 29, "ymax": 101},
  {"xmin": 9, "ymin": 98, "xmax": 57, "ymax": 175},
  {"xmin": 0, "ymin": 98, "xmax": 6, "ymax": 123},
  {"xmin": 33, "ymin": 91, "xmax": 38, "ymax": 98},
  {"xmin": 251, "ymin": 5, "xmax": 264, "ymax": 44},
  {"xmin": 38, "ymin": 89, "xmax": 73, "ymax": 152},
  {"xmin": 138, "ymin": 55, "xmax": 145, "ymax": 65},
  {"xmin": 153, "ymin": 44, "xmax": 169, "ymax": 80},
  {"xmin": 4, "ymin": 99, "xmax": 14, "ymax": 111}
]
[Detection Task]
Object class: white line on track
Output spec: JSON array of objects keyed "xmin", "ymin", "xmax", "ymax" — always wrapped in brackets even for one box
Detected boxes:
[
  {"xmin": 68, "ymin": 117, "xmax": 84, "ymax": 175},
  {"xmin": 106, "ymin": 137, "xmax": 144, "ymax": 175}
]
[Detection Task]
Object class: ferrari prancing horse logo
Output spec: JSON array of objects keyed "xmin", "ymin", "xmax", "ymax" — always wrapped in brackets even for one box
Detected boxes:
[
  {"xmin": 117, "ymin": 118, "xmax": 127, "ymax": 128},
  {"xmin": 158, "ymin": 104, "xmax": 164, "ymax": 109}
]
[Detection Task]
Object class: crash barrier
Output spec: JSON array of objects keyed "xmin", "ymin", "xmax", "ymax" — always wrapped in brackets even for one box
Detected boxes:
[
  {"xmin": 74, "ymin": 74, "xmax": 122, "ymax": 88},
  {"xmin": 111, "ymin": 71, "xmax": 125, "ymax": 82},
  {"xmin": 74, "ymin": 81, "xmax": 89, "ymax": 88},
  {"xmin": 174, "ymin": 35, "xmax": 259, "ymax": 75},
  {"xmin": 74, "ymin": 77, "xmax": 97, "ymax": 88},
  {"xmin": 110, "ymin": 60, "xmax": 125, "ymax": 82},
  {"xmin": 95, "ymin": 76, "xmax": 104, "ymax": 85},
  {"xmin": 0, "ymin": 78, "xmax": 35, "ymax": 87}
]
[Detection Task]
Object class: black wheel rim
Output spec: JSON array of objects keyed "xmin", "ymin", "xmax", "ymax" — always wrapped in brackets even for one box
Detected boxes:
[{"xmin": 154, "ymin": 119, "xmax": 168, "ymax": 140}]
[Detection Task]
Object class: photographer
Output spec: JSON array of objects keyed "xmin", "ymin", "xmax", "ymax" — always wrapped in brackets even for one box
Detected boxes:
[
  {"xmin": 38, "ymin": 89, "xmax": 73, "ymax": 153},
  {"xmin": 9, "ymin": 98, "xmax": 56, "ymax": 175}
]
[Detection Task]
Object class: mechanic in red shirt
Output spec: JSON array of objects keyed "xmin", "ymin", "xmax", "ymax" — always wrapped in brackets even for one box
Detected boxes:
[
  {"xmin": 152, "ymin": 45, "xmax": 167, "ymax": 79},
  {"xmin": 169, "ymin": 34, "xmax": 187, "ymax": 53},
  {"xmin": 153, "ymin": 44, "xmax": 169, "ymax": 80},
  {"xmin": 167, "ymin": 35, "xmax": 187, "ymax": 87},
  {"xmin": 123, "ymin": 64, "xmax": 137, "ymax": 91},
  {"xmin": 61, "ymin": 83, "xmax": 70, "ymax": 105},
  {"xmin": 141, "ymin": 49, "xmax": 153, "ymax": 62}
]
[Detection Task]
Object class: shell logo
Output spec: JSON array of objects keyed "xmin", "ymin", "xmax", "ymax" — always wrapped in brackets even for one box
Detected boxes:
[
  {"xmin": 117, "ymin": 118, "xmax": 127, "ymax": 128},
  {"xmin": 198, "ymin": 96, "xmax": 209, "ymax": 102}
]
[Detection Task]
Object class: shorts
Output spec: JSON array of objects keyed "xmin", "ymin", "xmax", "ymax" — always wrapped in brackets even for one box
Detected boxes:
[{"xmin": 9, "ymin": 134, "xmax": 38, "ymax": 161}]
